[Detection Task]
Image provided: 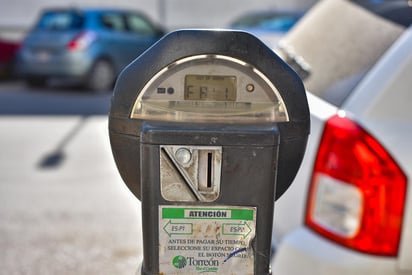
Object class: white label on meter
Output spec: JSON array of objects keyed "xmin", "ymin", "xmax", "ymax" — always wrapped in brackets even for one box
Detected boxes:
[{"xmin": 159, "ymin": 205, "xmax": 256, "ymax": 274}]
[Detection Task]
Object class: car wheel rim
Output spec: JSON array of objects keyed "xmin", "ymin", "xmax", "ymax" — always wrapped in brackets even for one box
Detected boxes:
[{"xmin": 89, "ymin": 60, "xmax": 114, "ymax": 92}]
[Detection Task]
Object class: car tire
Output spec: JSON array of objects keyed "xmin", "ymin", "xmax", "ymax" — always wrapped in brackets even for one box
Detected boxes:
[
  {"xmin": 25, "ymin": 77, "xmax": 47, "ymax": 88},
  {"xmin": 86, "ymin": 59, "xmax": 115, "ymax": 93}
]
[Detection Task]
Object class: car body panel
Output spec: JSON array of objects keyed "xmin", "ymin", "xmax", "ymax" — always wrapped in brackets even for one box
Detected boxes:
[
  {"xmin": 274, "ymin": 228, "xmax": 399, "ymax": 275},
  {"xmin": 273, "ymin": 92, "xmax": 337, "ymax": 243},
  {"xmin": 19, "ymin": 28, "xmax": 94, "ymax": 77},
  {"xmin": 343, "ymin": 27, "xmax": 412, "ymax": 271},
  {"xmin": 272, "ymin": 1, "xmax": 402, "ymax": 241},
  {"xmin": 272, "ymin": 18, "xmax": 412, "ymax": 275}
]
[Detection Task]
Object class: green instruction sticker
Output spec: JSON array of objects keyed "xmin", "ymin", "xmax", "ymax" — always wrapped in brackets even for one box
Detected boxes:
[{"xmin": 159, "ymin": 205, "xmax": 256, "ymax": 274}]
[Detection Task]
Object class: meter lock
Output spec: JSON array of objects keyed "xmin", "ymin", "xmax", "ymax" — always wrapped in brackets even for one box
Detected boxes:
[{"xmin": 160, "ymin": 145, "xmax": 222, "ymax": 202}]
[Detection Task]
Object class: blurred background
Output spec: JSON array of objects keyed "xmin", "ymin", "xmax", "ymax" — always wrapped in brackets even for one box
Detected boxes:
[
  {"xmin": 0, "ymin": 1, "xmax": 315, "ymax": 274},
  {"xmin": 1, "ymin": 0, "xmax": 411, "ymax": 274},
  {"xmin": 0, "ymin": 0, "xmax": 315, "ymax": 31}
]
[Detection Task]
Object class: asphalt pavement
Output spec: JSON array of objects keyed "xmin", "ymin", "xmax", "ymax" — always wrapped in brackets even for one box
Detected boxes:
[{"xmin": 0, "ymin": 81, "xmax": 143, "ymax": 274}]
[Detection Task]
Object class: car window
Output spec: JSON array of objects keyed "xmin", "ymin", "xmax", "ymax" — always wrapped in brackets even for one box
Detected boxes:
[
  {"xmin": 232, "ymin": 13, "xmax": 300, "ymax": 32},
  {"xmin": 125, "ymin": 13, "xmax": 155, "ymax": 34},
  {"xmin": 36, "ymin": 11, "xmax": 84, "ymax": 30},
  {"xmin": 260, "ymin": 16, "xmax": 299, "ymax": 31},
  {"xmin": 351, "ymin": 0, "xmax": 412, "ymax": 27},
  {"xmin": 100, "ymin": 13, "xmax": 126, "ymax": 31},
  {"xmin": 276, "ymin": 0, "xmax": 404, "ymax": 107}
]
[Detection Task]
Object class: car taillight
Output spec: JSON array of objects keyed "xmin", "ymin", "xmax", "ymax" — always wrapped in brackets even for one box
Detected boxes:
[
  {"xmin": 67, "ymin": 31, "xmax": 97, "ymax": 51},
  {"xmin": 305, "ymin": 112, "xmax": 407, "ymax": 256}
]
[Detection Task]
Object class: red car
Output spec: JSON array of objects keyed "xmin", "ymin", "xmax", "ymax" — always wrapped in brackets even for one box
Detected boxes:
[{"xmin": 0, "ymin": 39, "xmax": 20, "ymax": 78}]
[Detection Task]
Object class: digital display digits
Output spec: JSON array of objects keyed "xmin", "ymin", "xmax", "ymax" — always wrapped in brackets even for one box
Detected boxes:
[{"xmin": 184, "ymin": 75, "xmax": 237, "ymax": 101}]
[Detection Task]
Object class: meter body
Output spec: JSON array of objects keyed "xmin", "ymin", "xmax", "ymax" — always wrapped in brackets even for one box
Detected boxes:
[{"xmin": 109, "ymin": 30, "xmax": 309, "ymax": 275}]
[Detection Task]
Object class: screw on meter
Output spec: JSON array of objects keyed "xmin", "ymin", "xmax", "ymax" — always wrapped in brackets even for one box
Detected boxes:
[{"xmin": 109, "ymin": 30, "xmax": 310, "ymax": 275}]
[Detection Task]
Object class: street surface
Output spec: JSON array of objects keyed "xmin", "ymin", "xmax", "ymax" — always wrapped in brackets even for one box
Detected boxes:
[{"xmin": 0, "ymin": 81, "xmax": 143, "ymax": 274}]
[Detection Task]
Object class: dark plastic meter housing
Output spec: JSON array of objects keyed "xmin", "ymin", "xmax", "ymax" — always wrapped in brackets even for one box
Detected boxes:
[
  {"xmin": 109, "ymin": 29, "xmax": 309, "ymax": 200},
  {"xmin": 109, "ymin": 29, "xmax": 309, "ymax": 275}
]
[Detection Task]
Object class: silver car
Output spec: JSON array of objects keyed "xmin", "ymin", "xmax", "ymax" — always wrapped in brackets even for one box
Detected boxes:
[
  {"xmin": 16, "ymin": 8, "xmax": 164, "ymax": 92},
  {"xmin": 271, "ymin": 0, "xmax": 412, "ymax": 274}
]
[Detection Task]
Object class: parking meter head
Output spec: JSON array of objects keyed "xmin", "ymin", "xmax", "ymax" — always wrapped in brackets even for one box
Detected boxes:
[
  {"xmin": 109, "ymin": 29, "xmax": 309, "ymax": 275},
  {"xmin": 109, "ymin": 29, "xmax": 309, "ymax": 201}
]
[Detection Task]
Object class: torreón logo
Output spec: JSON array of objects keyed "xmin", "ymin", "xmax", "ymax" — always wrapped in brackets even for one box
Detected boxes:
[
  {"xmin": 172, "ymin": 255, "xmax": 219, "ymax": 271},
  {"xmin": 172, "ymin": 255, "xmax": 187, "ymax": 269}
]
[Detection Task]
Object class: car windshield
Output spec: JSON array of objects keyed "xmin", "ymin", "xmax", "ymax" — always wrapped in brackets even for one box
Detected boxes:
[
  {"xmin": 275, "ymin": 0, "xmax": 405, "ymax": 107},
  {"xmin": 35, "ymin": 11, "xmax": 84, "ymax": 31}
]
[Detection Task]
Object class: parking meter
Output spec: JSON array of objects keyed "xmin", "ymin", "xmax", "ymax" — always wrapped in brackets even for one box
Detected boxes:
[{"xmin": 109, "ymin": 30, "xmax": 309, "ymax": 275}]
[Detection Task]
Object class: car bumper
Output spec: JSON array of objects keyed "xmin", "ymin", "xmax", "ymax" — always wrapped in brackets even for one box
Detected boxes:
[
  {"xmin": 271, "ymin": 228, "xmax": 400, "ymax": 275},
  {"xmin": 16, "ymin": 50, "xmax": 94, "ymax": 78}
]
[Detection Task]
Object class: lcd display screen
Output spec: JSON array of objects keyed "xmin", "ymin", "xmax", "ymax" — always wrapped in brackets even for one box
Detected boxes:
[{"xmin": 184, "ymin": 75, "xmax": 236, "ymax": 101}]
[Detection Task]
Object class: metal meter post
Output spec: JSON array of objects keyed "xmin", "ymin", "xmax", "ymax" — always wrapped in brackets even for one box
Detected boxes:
[{"xmin": 109, "ymin": 30, "xmax": 309, "ymax": 275}]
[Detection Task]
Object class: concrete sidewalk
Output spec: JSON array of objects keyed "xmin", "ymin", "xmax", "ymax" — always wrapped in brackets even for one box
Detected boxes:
[{"xmin": 0, "ymin": 116, "xmax": 143, "ymax": 274}]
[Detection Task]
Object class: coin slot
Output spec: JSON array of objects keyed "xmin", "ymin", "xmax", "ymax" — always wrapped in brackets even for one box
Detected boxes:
[
  {"xmin": 207, "ymin": 152, "xmax": 213, "ymax": 189},
  {"xmin": 199, "ymin": 150, "xmax": 218, "ymax": 193}
]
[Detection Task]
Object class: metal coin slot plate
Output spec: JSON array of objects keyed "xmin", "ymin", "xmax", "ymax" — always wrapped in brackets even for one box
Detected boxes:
[{"xmin": 160, "ymin": 145, "xmax": 222, "ymax": 202}]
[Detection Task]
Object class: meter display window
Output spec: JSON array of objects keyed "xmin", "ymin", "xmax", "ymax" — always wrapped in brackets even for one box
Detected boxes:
[
  {"xmin": 131, "ymin": 55, "xmax": 289, "ymax": 123},
  {"xmin": 184, "ymin": 75, "xmax": 237, "ymax": 101}
]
